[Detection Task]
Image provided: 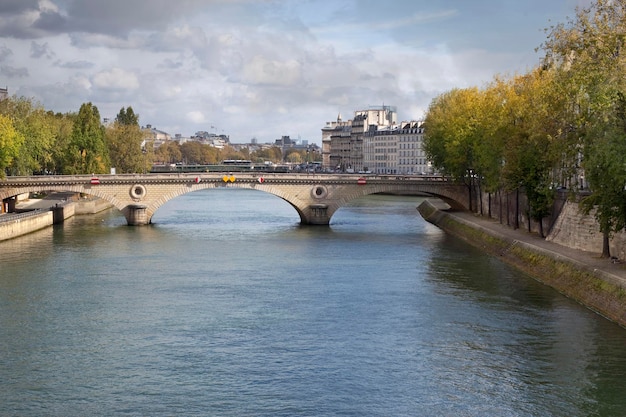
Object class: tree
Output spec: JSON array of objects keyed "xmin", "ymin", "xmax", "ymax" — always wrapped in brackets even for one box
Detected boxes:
[
  {"xmin": 0, "ymin": 114, "xmax": 24, "ymax": 178},
  {"xmin": 0, "ymin": 97, "xmax": 56, "ymax": 175},
  {"xmin": 580, "ymin": 94, "xmax": 626, "ymax": 257},
  {"xmin": 220, "ymin": 145, "xmax": 246, "ymax": 162},
  {"xmin": 180, "ymin": 141, "xmax": 220, "ymax": 164},
  {"xmin": 424, "ymin": 87, "xmax": 485, "ymax": 211},
  {"xmin": 155, "ymin": 141, "xmax": 182, "ymax": 164},
  {"xmin": 49, "ymin": 111, "xmax": 75, "ymax": 175},
  {"xmin": 286, "ymin": 151, "xmax": 302, "ymax": 164},
  {"xmin": 116, "ymin": 106, "xmax": 139, "ymax": 126},
  {"xmin": 499, "ymin": 70, "xmax": 561, "ymax": 236},
  {"xmin": 252, "ymin": 146, "xmax": 283, "ymax": 163},
  {"xmin": 541, "ymin": 0, "xmax": 626, "ymax": 255},
  {"xmin": 65, "ymin": 103, "xmax": 109, "ymax": 174},
  {"xmin": 106, "ymin": 107, "xmax": 147, "ymax": 173}
]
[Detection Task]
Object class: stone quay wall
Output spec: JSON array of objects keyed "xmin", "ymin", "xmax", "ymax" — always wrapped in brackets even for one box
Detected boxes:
[
  {"xmin": 418, "ymin": 199, "xmax": 626, "ymax": 328},
  {"xmin": 0, "ymin": 197, "xmax": 112, "ymax": 242},
  {"xmin": 0, "ymin": 210, "xmax": 54, "ymax": 242}
]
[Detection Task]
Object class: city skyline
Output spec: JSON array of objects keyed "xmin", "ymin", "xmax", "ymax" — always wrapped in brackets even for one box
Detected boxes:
[{"xmin": 0, "ymin": 0, "xmax": 591, "ymax": 144}]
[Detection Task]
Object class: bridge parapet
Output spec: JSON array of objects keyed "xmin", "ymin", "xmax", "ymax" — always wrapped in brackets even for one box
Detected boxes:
[{"xmin": 1, "ymin": 174, "xmax": 469, "ymax": 225}]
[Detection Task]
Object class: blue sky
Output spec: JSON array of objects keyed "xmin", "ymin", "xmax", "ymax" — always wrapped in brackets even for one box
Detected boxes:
[{"xmin": 0, "ymin": 0, "xmax": 592, "ymax": 144}]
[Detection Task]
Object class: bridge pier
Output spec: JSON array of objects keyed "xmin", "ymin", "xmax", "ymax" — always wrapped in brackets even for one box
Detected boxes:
[
  {"xmin": 124, "ymin": 204, "xmax": 150, "ymax": 226},
  {"xmin": 303, "ymin": 204, "xmax": 331, "ymax": 225},
  {"xmin": 2, "ymin": 197, "xmax": 16, "ymax": 213}
]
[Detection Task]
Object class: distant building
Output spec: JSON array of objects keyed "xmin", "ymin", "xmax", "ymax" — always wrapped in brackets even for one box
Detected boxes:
[
  {"xmin": 269, "ymin": 135, "xmax": 319, "ymax": 162},
  {"xmin": 322, "ymin": 105, "xmax": 397, "ymax": 172},
  {"xmin": 143, "ymin": 124, "xmax": 171, "ymax": 142},
  {"xmin": 321, "ymin": 113, "xmax": 351, "ymax": 169},
  {"xmin": 397, "ymin": 121, "xmax": 428, "ymax": 175},
  {"xmin": 275, "ymin": 135, "xmax": 296, "ymax": 148},
  {"xmin": 0, "ymin": 87, "xmax": 8, "ymax": 101},
  {"xmin": 363, "ymin": 120, "xmax": 426, "ymax": 175}
]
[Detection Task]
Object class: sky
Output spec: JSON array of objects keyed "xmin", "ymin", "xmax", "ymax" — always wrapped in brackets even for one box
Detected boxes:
[{"xmin": 0, "ymin": 0, "xmax": 593, "ymax": 145}]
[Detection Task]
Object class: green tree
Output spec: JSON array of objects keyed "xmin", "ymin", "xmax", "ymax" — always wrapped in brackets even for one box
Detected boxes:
[
  {"xmin": 116, "ymin": 106, "xmax": 139, "ymax": 126},
  {"xmin": 49, "ymin": 112, "xmax": 76, "ymax": 175},
  {"xmin": 0, "ymin": 114, "xmax": 24, "ymax": 178},
  {"xmin": 106, "ymin": 107, "xmax": 147, "ymax": 173},
  {"xmin": 423, "ymin": 87, "xmax": 484, "ymax": 210},
  {"xmin": 65, "ymin": 102, "xmax": 109, "ymax": 174},
  {"xmin": 580, "ymin": 94, "xmax": 626, "ymax": 257},
  {"xmin": 541, "ymin": 0, "xmax": 626, "ymax": 255},
  {"xmin": 0, "ymin": 97, "xmax": 57, "ymax": 175},
  {"xmin": 499, "ymin": 70, "xmax": 560, "ymax": 236}
]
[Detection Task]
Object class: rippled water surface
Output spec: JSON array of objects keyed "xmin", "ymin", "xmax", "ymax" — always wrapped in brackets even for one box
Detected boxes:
[{"xmin": 2, "ymin": 189, "xmax": 626, "ymax": 416}]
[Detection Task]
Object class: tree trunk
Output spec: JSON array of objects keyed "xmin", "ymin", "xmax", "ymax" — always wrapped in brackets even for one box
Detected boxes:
[
  {"xmin": 526, "ymin": 198, "xmax": 532, "ymax": 233},
  {"xmin": 602, "ymin": 230, "xmax": 611, "ymax": 258},
  {"xmin": 506, "ymin": 192, "xmax": 510, "ymax": 226},
  {"xmin": 478, "ymin": 180, "xmax": 483, "ymax": 215},
  {"xmin": 515, "ymin": 188, "xmax": 520, "ymax": 230}
]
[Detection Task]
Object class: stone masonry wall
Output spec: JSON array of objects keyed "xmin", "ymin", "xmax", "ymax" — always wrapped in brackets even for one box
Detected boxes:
[
  {"xmin": 472, "ymin": 186, "xmax": 626, "ymax": 259},
  {"xmin": 546, "ymin": 201, "xmax": 626, "ymax": 260},
  {"xmin": 0, "ymin": 211, "xmax": 53, "ymax": 241}
]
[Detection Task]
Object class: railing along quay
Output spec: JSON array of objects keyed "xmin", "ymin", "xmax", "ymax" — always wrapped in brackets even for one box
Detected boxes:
[{"xmin": 0, "ymin": 208, "xmax": 48, "ymax": 223}]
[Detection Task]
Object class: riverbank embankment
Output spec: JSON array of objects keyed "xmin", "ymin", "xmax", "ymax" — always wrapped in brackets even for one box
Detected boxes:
[
  {"xmin": 0, "ymin": 209, "xmax": 54, "ymax": 242},
  {"xmin": 418, "ymin": 199, "xmax": 626, "ymax": 328},
  {"xmin": 0, "ymin": 195, "xmax": 112, "ymax": 242}
]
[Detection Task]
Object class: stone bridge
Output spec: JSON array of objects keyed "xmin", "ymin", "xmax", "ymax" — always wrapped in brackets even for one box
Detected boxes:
[{"xmin": 0, "ymin": 173, "xmax": 470, "ymax": 225}]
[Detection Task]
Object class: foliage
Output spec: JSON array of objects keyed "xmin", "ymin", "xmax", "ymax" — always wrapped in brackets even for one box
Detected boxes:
[
  {"xmin": 65, "ymin": 102, "xmax": 109, "ymax": 174},
  {"xmin": 0, "ymin": 97, "xmax": 58, "ymax": 175},
  {"xmin": 541, "ymin": 0, "xmax": 626, "ymax": 255},
  {"xmin": 49, "ymin": 112, "xmax": 76, "ymax": 175},
  {"xmin": 219, "ymin": 145, "xmax": 246, "ymax": 162},
  {"xmin": 252, "ymin": 146, "xmax": 283, "ymax": 163},
  {"xmin": 423, "ymin": 0, "xmax": 626, "ymax": 245},
  {"xmin": 285, "ymin": 151, "xmax": 302, "ymax": 164},
  {"xmin": 180, "ymin": 141, "xmax": 220, "ymax": 164},
  {"xmin": 116, "ymin": 106, "xmax": 139, "ymax": 126},
  {"xmin": 106, "ymin": 107, "xmax": 149, "ymax": 173},
  {"xmin": 155, "ymin": 141, "xmax": 182, "ymax": 164},
  {"xmin": 579, "ymin": 94, "xmax": 626, "ymax": 256},
  {"xmin": 0, "ymin": 114, "xmax": 24, "ymax": 178},
  {"xmin": 424, "ymin": 87, "xmax": 482, "ymax": 182}
]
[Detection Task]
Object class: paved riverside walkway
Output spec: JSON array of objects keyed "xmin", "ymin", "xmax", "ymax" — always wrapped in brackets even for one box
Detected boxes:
[{"xmin": 445, "ymin": 209, "xmax": 626, "ymax": 289}]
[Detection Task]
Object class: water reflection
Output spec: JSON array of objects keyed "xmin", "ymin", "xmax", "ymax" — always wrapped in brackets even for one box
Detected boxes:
[{"xmin": 2, "ymin": 191, "xmax": 626, "ymax": 416}]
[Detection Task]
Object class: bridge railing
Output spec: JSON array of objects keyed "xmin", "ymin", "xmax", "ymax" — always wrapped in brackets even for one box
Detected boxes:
[
  {"xmin": 0, "ymin": 173, "xmax": 450, "ymax": 184},
  {"xmin": 0, "ymin": 208, "xmax": 48, "ymax": 223}
]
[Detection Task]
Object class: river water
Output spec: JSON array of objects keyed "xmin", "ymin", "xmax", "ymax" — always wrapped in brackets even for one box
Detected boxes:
[{"xmin": 2, "ymin": 189, "xmax": 626, "ymax": 416}]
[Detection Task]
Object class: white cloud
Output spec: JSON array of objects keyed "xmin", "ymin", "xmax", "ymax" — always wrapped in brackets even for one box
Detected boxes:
[
  {"xmin": 186, "ymin": 111, "xmax": 206, "ymax": 124},
  {"xmin": 0, "ymin": 0, "xmax": 589, "ymax": 144},
  {"xmin": 241, "ymin": 56, "xmax": 302, "ymax": 86},
  {"xmin": 92, "ymin": 67, "xmax": 139, "ymax": 90}
]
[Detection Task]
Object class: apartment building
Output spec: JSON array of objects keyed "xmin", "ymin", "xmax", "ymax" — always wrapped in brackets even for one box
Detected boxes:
[
  {"xmin": 321, "ymin": 113, "xmax": 351, "ymax": 170},
  {"xmin": 321, "ymin": 105, "xmax": 397, "ymax": 172},
  {"xmin": 322, "ymin": 106, "xmax": 427, "ymax": 174},
  {"xmin": 397, "ymin": 121, "xmax": 428, "ymax": 175},
  {"xmin": 362, "ymin": 121, "xmax": 426, "ymax": 174}
]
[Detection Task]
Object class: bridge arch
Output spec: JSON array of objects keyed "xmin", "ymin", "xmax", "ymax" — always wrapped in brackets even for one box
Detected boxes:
[{"xmin": 0, "ymin": 174, "xmax": 470, "ymax": 225}]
